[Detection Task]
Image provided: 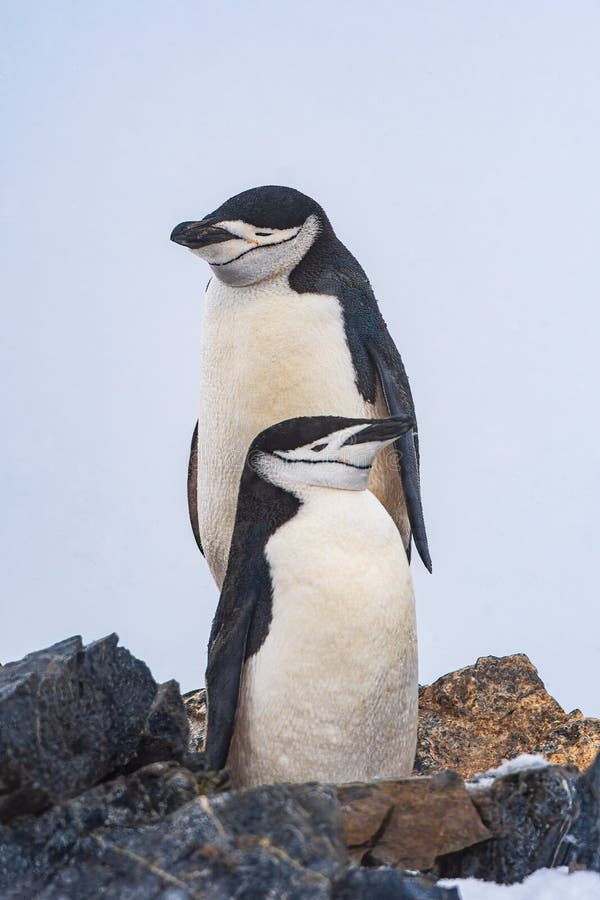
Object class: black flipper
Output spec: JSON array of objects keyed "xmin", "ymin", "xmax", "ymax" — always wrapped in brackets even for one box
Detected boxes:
[
  {"xmin": 188, "ymin": 422, "xmax": 203, "ymax": 555},
  {"xmin": 204, "ymin": 525, "xmax": 265, "ymax": 770},
  {"xmin": 369, "ymin": 341, "xmax": 432, "ymax": 573}
]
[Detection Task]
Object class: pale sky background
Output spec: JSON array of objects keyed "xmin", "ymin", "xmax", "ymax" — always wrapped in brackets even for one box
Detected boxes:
[{"xmin": 2, "ymin": 3, "xmax": 599, "ymax": 717}]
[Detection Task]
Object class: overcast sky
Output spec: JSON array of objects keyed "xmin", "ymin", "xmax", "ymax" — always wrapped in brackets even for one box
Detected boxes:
[{"xmin": 2, "ymin": 3, "xmax": 599, "ymax": 718}]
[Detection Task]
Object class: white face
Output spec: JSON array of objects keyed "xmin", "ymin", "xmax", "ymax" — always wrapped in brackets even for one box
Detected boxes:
[
  {"xmin": 253, "ymin": 423, "xmax": 400, "ymax": 494},
  {"xmin": 190, "ymin": 214, "xmax": 320, "ymax": 287}
]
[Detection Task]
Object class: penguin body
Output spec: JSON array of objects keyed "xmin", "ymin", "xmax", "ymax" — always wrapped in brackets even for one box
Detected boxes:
[
  {"xmin": 172, "ymin": 186, "xmax": 431, "ymax": 587},
  {"xmin": 205, "ymin": 416, "xmax": 418, "ymax": 787}
]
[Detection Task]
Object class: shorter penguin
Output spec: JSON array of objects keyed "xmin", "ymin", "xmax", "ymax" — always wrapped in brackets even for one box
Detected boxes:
[{"xmin": 205, "ymin": 414, "xmax": 418, "ymax": 787}]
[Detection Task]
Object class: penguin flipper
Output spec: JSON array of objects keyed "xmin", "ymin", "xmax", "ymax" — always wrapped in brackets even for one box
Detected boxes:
[
  {"xmin": 368, "ymin": 341, "xmax": 432, "ymax": 573},
  {"xmin": 204, "ymin": 529, "xmax": 264, "ymax": 770},
  {"xmin": 188, "ymin": 421, "xmax": 204, "ymax": 555}
]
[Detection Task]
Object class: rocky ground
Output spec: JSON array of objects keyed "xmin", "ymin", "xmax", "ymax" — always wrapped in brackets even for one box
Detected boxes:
[{"xmin": 1, "ymin": 635, "xmax": 598, "ymax": 898}]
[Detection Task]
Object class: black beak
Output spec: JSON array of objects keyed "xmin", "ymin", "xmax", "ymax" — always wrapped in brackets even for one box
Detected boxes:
[
  {"xmin": 342, "ymin": 415, "xmax": 415, "ymax": 446},
  {"xmin": 170, "ymin": 220, "xmax": 234, "ymax": 249}
]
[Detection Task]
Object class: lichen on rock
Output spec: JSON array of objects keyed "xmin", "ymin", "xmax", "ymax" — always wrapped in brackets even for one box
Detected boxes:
[{"xmin": 414, "ymin": 653, "xmax": 600, "ymax": 779}]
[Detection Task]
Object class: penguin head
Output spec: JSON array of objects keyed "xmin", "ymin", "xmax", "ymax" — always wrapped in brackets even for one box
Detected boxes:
[
  {"xmin": 170, "ymin": 186, "xmax": 328, "ymax": 287},
  {"xmin": 248, "ymin": 415, "xmax": 415, "ymax": 493}
]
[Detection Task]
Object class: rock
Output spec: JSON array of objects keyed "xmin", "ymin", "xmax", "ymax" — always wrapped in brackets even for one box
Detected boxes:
[
  {"xmin": 332, "ymin": 868, "xmax": 460, "ymax": 898},
  {"xmin": 414, "ymin": 654, "xmax": 600, "ymax": 779},
  {"xmin": 435, "ymin": 755, "xmax": 600, "ymax": 883},
  {"xmin": 554, "ymin": 749, "xmax": 600, "ymax": 872},
  {"xmin": 0, "ymin": 769, "xmax": 347, "ymax": 899},
  {"xmin": 2, "ymin": 636, "xmax": 461, "ymax": 898},
  {"xmin": 134, "ymin": 680, "xmax": 190, "ymax": 767},
  {"xmin": 182, "ymin": 687, "xmax": 206, "ymax": 753},
  {"xmin": 0, "ymin": 635, "xmax": 157, "ymax": 821},
  {"xmin": 533, "ymin": 710, "xmax": 600, "ymax": 771},
  {"xmin": 338, "ymin": 771, "xmax": 491, "ymax": 869},
  {"xmin": 3, "ymin": 635, "xmax": 599, "ymax": 896}
]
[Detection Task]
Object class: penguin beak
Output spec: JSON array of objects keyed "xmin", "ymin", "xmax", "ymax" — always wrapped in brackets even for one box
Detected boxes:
[
  {"xmin": 170, "ymin": 221, "xmax": 234, "ymax": 249},
  {"xmin": 342, "ymin": 415, "xmax": 415, "ymax": 446}
]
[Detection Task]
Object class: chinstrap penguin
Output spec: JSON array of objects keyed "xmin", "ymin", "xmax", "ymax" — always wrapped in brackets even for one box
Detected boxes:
[
  {"xmin": 171, "ymin": 185, "xmax": 431, "ymax": 587},
  {"xmin": 205, "ymin": 414, "xmax": 418, "ymax": 787}
]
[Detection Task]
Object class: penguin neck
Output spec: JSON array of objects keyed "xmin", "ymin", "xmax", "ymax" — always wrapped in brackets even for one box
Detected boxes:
[
  {"xmin": 208, "ymin": 269, "xmax": 291, "ymax": 300},
  {"xmin": 235, "ymin": 468, "xmax": 301, "ymax": 536},
  {"xmin": 288, "ymin": 224, "xmax": 366, "ymax": 297},
  {"xmin": 286, "ymin": 482, "xmax": 370, "ymax": 503}
]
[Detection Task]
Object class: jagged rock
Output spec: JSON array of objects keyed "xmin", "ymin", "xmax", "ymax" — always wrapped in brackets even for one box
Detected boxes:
[
  {"xmin": 0, "ymin": 635, "xmax": 158, "ymax": 821},
  {"xmin": 182, "ymin": 687, "xmax": 206, "ymax": 753},
  {"xmin": 338, "ymin": 771, "xmax": 491, "ymax": 868},
  {"xmin": 0, "ymin": 760, "xmax": 460, "ymax": 899},
  {"xmin": 133, "ymin": 680, "xmax": 190, "ymax": 768},
  {"xmin": 533, "ymin": 710, "xmax": 600, "ymax": 771},
  {"xmin": 0, "ymin": 769, "xmax": 345, "ymax": 899},
  {"xmin": 435, "ymin": 755, "xmax": 600, "ymax": 883},
  {"xmin": 0, "ymin": 637, "xmax": 460, "ymax": 897},
  {"xmin": 553, "ymin": 750, "xmax": 600, "ymax": 872},
  {"xmin": 414, "ymin": 654, "xmax": 600, "ymax": 779},
  {"xmin": 3, "ymin": 636, "xmax": 599, "ymax": 896}
]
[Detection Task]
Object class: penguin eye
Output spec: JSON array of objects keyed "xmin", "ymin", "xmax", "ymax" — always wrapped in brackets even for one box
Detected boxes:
[{"xmin": 311, "ymin": 443, "xmax": 327, "ymax": 452}]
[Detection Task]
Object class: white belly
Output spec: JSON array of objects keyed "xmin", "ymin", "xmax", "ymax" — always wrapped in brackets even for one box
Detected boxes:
[
  {"xmin": 197, "ymin": 277, "xmax": 407, "ymax": 587},
  {"xmin": 227, "ymin": 489, "xmax": 418, "ymax": 787}
]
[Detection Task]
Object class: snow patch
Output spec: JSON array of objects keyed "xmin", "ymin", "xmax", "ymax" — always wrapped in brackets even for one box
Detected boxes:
[
  {"xmin": 440, "ymin": 867, "xmax": 600, "ymax": 898},
  {"xmin": 466, "ymin": 754, "xmax": 550, "ymax": 791}
]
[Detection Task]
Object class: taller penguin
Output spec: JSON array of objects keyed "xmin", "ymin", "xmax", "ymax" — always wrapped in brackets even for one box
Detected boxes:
[{"xmin": 171, "ymin": 185, "xmax": 431, "ymax": 587}]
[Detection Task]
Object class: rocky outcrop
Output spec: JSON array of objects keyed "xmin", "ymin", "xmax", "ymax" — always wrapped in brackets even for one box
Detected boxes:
[
  {"xmin": 0, "ymin": 635, "xmax": 157, "ymax": 820},
  {"xmin": 2, "ymin": 636, "xmax": 599, "ymax": 897},
  {"xmin": 0, "ymin": 637, "xmax": 456, "ymax": 899},
  {"xmin": 0, "ymin": 770, "xmax": 349, "ymax": 899},
  {"xmin": 0, "ymin": 764, "xmax": 460, "ymax": 899},
  {"xmin": 414, "ymin": 653, "xmax": 600, "ymax": 779}
]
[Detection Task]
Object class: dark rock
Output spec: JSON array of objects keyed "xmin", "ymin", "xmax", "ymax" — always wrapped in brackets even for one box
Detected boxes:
[
  {"xmin": 436, "ymin": 760, "xmax": 582, "ymax": 883},
  {"xmin": 0, "ymin": 635, "xmax": 156, "ymax": 821},
  {"xmin": 414, "ymin": 653, "xmax": 600, "ymax": 779},
  {"xmin": 554, "ymin": 750, "xmax": 600, "ymax": 872},
  {"xmin": 0, "ymin": 770, "xmax": 346, "ymax": 899},
  {"xmin": 332, "ymin": 867, "xmax": 460, "ymax": 898},
  {"xmin": 338, "ymin": 771, "xmax": 491, "ymax": 869},
  {"xmin": 134, "ymin": 680, "xmax": 190, "ymax": 767}
]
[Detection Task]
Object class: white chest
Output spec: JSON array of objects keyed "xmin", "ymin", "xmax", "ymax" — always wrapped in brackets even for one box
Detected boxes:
[
  {"xmin": 199, "ymin": 277, "xmax": 364, "ymax": 423},
  {"xmin": 197, "ymin": 278, "xmax": 370, "ymax": 585},
  {"xmin": 227, "ymin": 489, "xmax": 418, "ymax": 787}
]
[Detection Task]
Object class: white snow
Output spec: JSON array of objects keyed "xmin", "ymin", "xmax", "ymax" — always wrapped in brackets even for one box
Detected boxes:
[
  {"xmin": 440, "ymin": 867, "xmax": 600, "ymax": 899},
  {"xmin": 466, "ymin": 754, "xmax": 550, "ymax": 791}
]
